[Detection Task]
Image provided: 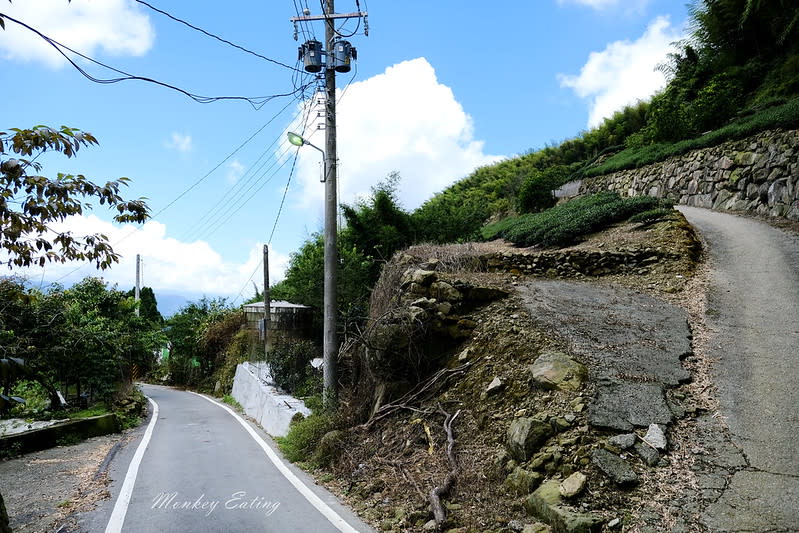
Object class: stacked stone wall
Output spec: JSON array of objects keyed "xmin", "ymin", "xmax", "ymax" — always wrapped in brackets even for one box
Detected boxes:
[{"xmin": 579, "ymin": 129, "xmax": 799, "ymax": 220}]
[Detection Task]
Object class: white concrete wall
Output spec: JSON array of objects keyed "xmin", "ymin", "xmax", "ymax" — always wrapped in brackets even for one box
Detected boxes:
[{"xmin": 231, "ymin": 361, "xmax": 311, "ymax": 437}]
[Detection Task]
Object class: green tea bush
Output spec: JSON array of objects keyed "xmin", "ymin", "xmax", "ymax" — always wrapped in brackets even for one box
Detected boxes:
[{"xmin": 483, "ymin": 192, "xmax": 668, "ymax": 248}]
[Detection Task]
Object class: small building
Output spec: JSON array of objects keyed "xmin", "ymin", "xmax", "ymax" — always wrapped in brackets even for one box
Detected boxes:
[{"xmin": 242, "ymin": 300, "xmax": 314, "ymax": 351}]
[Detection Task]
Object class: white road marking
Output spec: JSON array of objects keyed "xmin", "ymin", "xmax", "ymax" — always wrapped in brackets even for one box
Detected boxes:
[
  {"xmin": 190, "ymin": 392, "xmax": 360, "ymax": 533},
  {"xmin": 105, "ymin": 396, "xmax": 159, "ymax": 533}
]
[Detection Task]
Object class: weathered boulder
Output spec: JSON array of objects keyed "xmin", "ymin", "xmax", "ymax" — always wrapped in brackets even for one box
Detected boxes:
[
  {"xmin": 504, "ymin": 466, "xmax": 544, "ymax": 495},
  {"xmin": 530, "ymin": 352, "xmax": 587, "ymax": 391},
  {"xmin": 430, "ymin": 281, "xmax": 462, "ymax": 302},
  {"xmin": 643, "ymin": 423, "xmax": 668, "ymax": 450},
  {"xmin": 608, "ymin": 433, "xmax": 636, "ymax": 450},
  {"xmin": 559, "ymin": 472, "xmax": 587, "ymax": 498},
  {"xmin": 634, "ymin": 442, "xmax": 660, "ymax": 467},
  {"xmin": 401, "ymin": 269, "xmax": 437, "ymax": 287},
  {"xmin": 525, "ymin": 481, "xmax": 604, "ymax": 532},
  {"xmin": 591, "ymin": 449, "xmax": 638, "ymax": 487},
  {"xmin": 507, "ymin": 417, "xmax": 554, "ymax": 462}
]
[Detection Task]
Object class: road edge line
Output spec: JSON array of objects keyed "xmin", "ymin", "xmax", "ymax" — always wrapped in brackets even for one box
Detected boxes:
[
  {"xmin": 191, "ymin": 392, "xmax": 360, "ymax": 533},
  {"xmin": 104, "ymin": 396, "xmax": 159, "ymax": 533}
]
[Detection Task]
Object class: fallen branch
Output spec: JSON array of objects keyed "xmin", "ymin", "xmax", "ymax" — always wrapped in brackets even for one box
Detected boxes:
[
  {"xmin": 360, "ymin": 362, "xmax": 472, "ymax": 430},
  {"xmin": 429, "ymin": 404, "xmax": 461, "ymax": 529}
]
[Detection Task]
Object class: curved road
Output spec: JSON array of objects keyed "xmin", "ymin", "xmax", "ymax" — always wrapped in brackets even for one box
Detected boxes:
[
  {"xmin": 680, "ymin": 207, "xmax": 799, "ymax": 531},
  {"xmin": 80, "ymin": 384, "xmax": 373, "ymax": 533}
]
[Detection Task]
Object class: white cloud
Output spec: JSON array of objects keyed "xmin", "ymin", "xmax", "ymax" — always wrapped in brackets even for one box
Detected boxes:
[
  {"xmin": 0, "ymin": 0, "xmax": 154, "ymax": 68},
  {"xmin": 226, "ymin": 160, "xmax": 245, "ymax": 184},
  {"xmin": 558, "ymin": 16, "xmax": 683, "ymax": 128},
  {"xmin": 557, "ymin": 0, "xmax": 650, "ymax": 13},
  {"xmin": 288, "ymin": 58, "xmax": 500, "ymax": 212},
  {"xmin": 9, "ymin": 215, "xmax": 289, "ymax": 299},
  {"xmin": 166, "ymin": 132, "xmax": 193, "ymax": 153}
]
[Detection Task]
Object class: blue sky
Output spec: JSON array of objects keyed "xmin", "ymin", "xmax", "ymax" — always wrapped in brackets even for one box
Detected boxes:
[{"xmin": 0, "ymin": 0, "xmax": 689, "ymax": 314}]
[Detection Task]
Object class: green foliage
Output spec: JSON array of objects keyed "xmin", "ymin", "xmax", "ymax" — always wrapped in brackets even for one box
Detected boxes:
[
  {"xmin": 585, "ymin": 97, "xmax": 799, "ymax": 177},
  {"xmin": 266, "ymin": 339, "xmax": 321, "ymax": 396},
  {"xmin": 276, "ymin": 411, "xmax": 335, "ymax": 464},
  {"xmin": 517, "ymin": 165, "xmax": 571, "ymax": 213},
  {"xmin": 0, "ymin": 277, "xmax": 166, "ymax": 407},
  {"xmin": 483, "ymin": 193, "xmax": 668, "ymax": 248},
  {"xmin": 124, "ymin": 286, "xmax": 164, "ymax": 325},
  {"xmin": 222, "ymin": 394, "xmax": 242, "ymax": 410},
  {"xmin": 0, "ymin": 125, "xmax": 149, "ymax": 269},
  {"xmin": 163, "ymin": 298, "xmax": 235, "ymax": 388}
]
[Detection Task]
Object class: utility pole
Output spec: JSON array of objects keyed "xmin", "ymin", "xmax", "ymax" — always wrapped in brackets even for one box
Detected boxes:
[
  {"xmin": 135, "ymin": 254, "xmax": 141, "ymax": 317},
  {"xmin": 322, "ymin": 0, "xmax": 339, "ymax": 405},
  {"xmin": 263, "ymin": 244, "xmax": 271, "ymax": 359},
  {"xmin": 291, "ymin": 2, "xmax": 366, "ymax": 406}
]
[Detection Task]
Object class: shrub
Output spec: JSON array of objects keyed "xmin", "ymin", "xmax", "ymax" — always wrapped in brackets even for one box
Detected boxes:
[
  {"xmin": 517, "ymin": 165, "xmax": 570, "ymax": 213},
  {"xmin": 266, "ymin": 339, "xmax": 321, "ymax": 396},
  {"xmin": 276, "ymin": 412, "xmax": 335, "ymax": 464},
  {"xmin": 483, "ymin": 192, "xmax": 668, "ymax": 248}
]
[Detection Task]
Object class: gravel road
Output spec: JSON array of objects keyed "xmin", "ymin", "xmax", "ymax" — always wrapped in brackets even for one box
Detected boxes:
[{"xmin": 680, "ymin": 206, "xmax": 799, "ymax": 531}]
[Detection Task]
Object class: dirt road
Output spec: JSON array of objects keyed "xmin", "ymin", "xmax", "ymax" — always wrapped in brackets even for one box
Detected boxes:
[{"xmin": 679, "ymin": 206, "xmax": 799, "ymax": 531}]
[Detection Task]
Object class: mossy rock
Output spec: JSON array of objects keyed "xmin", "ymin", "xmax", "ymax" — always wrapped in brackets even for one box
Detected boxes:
[{"xmin": 311, "ymin": 429, "xmax": 346, "ymax": 467}]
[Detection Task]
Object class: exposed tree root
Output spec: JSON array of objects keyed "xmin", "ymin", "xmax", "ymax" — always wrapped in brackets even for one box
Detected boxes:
[{"xmin": 429, "ymin": 405, "xmax": 461, "ymax": 529}]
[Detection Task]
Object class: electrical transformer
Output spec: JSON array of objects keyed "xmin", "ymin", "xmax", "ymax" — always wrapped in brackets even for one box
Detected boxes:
[{"xmin": 300, "ymin": 40, "xmax": 324, "ymax": 73}]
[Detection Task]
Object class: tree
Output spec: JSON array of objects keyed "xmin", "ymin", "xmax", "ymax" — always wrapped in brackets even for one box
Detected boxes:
[
  {"xmin": 1, "ymin": 125, "xmax": 149, "ymax": 269},
  {"xmin": 125, "ymin": 286, "xmax": 164, "ymax": 325}
]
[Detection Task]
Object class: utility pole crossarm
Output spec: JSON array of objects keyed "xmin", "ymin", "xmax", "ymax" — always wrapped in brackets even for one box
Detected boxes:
[{"xmin": 290, "ymin": 11, "xmax": 366, "ymax": 22}]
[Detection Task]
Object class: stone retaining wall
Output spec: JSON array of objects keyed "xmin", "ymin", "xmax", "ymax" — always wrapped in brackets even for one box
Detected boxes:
[
  {"xmin": 480, "ymin": 247, "xmax": 684, "ymax": 277},
  {"xmin": 579, "ymin": 129, "xmax": 799, "ymax": 220}
]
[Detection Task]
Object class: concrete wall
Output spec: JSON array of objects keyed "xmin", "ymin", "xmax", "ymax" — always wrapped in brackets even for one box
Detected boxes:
[
  {"xmin": 231, "ymin": 362, "xmax": 310, "ymax": 437},
  {"xmin": 580, "ymin": 128, "xmax": 799, "ymax": 220}
]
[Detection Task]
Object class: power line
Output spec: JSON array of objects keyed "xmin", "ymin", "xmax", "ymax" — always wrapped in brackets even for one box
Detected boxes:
[
  {"xmin": 0, "ymin": 13, "xmax": 312, "ymax": 110},
  {"xmin": 133, "ymin": 0, "xmax": 302, "ymax": 73},
  {"xmin": 51, "ymin": 99, "xmax": 300, "ymax": 283}
]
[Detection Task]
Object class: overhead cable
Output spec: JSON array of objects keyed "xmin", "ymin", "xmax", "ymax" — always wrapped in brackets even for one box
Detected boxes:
[{"xmin": 133, "ymin": 0, "xmax": 302, "ymax": 73}]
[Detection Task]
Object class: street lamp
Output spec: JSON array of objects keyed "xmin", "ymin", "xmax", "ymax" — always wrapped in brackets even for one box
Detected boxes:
[
  {"xmin": 286, "ymin": 130, "xmax": 337, "ymax": 407},
  {"xmin": 287, "ymin": 131, "xmax": 327, "ymax": 182}
]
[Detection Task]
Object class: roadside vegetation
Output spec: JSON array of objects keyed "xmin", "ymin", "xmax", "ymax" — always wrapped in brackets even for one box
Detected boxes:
[{"xmin": 268, "ymin": 2, "xmax": 799, "ymax": 507}]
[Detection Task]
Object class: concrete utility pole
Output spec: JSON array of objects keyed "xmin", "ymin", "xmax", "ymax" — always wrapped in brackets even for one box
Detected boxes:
[
  {"xmin": 263, "ymin": 244, "xmax": 271, "ymax": 359},
  {"xmin": 135, "ymin": 254, "xmax": 141, "ymax": 317},
  {"xmin": 291, "ymin": 2, "xmax": 366, "ymax": 406},
  {"xmin": 322, "ymin": 0, "xmax": 338, "ymax": 405}
]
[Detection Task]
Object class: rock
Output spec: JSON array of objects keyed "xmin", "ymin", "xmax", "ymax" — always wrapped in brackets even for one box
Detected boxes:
[
  {"xmin": 508, "ymin": 520, "xmax": 525, "ymax": 532},
  {"xmin": 407, "ymin": 306, "xmax": 428, "ymax": 323},
  {"xmin": 423, "ymin": 519, "xmax": 438, "ymax": 530},
  {"xmin": 522, "ymin": 524, "xmax": 552, "ymax": 533},
  {"xmin": 559, "ymin": 472, "xmax": 587, "ymax": 498},
  {"xmin": 486, "ymin": 376, "xmax": 505, "ymax": 395},
  {"xmin": 634, "ymin": 442, "xmax": 660, "ymax": 466},
  {"xmin": 437, "ymin": 301, "xmax": 453, "ymax": 315},
  {"xmin": 410, "ymin": 269, "xmax": 438, "ymax": 286},
  {"xmin": 430, "ymin": 281, "xmax": 462, "ymax": 302},
  {"xmin": 457, "ymin": 349, "xmax": 470, "ymax": 362},
  {"xmin": 608, "ymin": 433, "xmax": 636, "ymax": 450},
  {"xmin": 529, "ymin": 352, "xmax": 587, "ymax": 391},
  {"xmin": 507, "ymin": 417, "xmax": 554, "ymax": 462},
  {"xmin": 591, "ymin": 448, "xmax": 638, "ymax": 487},
  {"xmin": 589, "ymin": 381, "xmax": 674, "ymax": 431},
  {"xmin": 311, "ymin": 430, "xmax": 346, "ymax": 467},
  {"xmin": 411, "ymin": 297, "xmax": 436, "ymax": 309},
  {"xmin": 643, "ymin": 423, "xmax": 668, "ymax": 450},
  {"xmin": 525, "ymin": 481, "xmax": 604, "ymax": 532},
  {"xmin": 505, "ymin": 467, "xmax": 543, "ymax": 495},
  {"xmin": 607, "ymin": 517, "xmax": 621, "ymax": 529}
]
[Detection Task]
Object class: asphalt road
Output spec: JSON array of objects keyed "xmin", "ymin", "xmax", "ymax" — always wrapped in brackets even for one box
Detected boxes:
[
  {"xmin": 78, "ymin": 384, "xmax": 374, "ymax": 533},
  {"xmin": 679, "ymin": 207, "xmax": 799, "ymax": 531}
]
